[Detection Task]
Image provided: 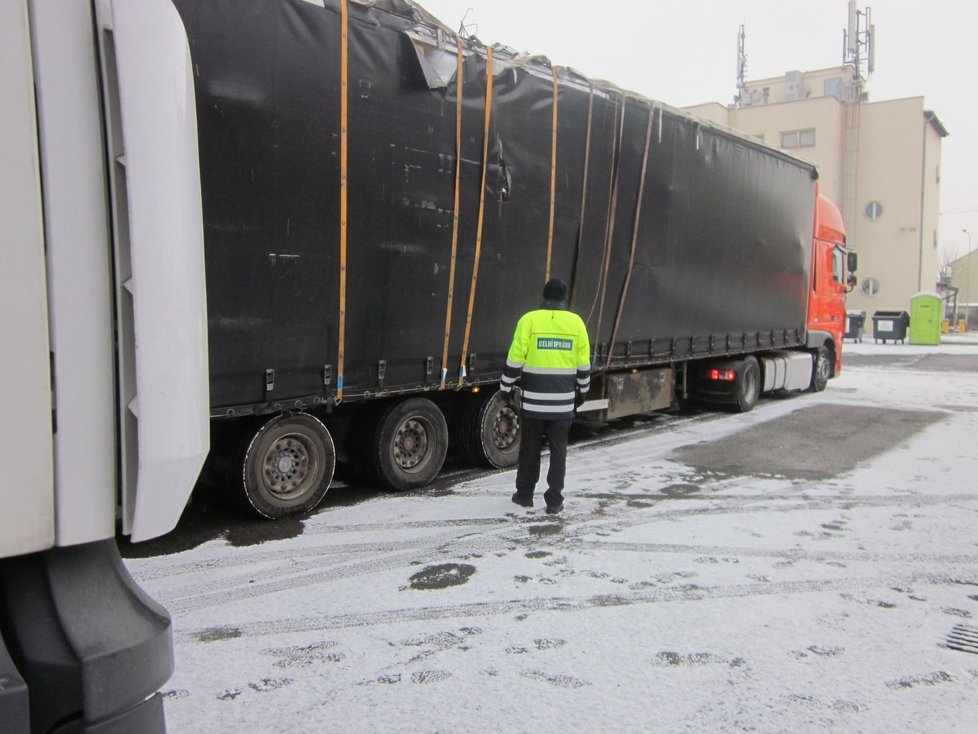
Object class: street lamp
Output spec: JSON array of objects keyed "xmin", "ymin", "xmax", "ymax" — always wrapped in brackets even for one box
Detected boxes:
[{"xmin": 965, "ymin": 229, "xmax": 973, "ymax": 330}]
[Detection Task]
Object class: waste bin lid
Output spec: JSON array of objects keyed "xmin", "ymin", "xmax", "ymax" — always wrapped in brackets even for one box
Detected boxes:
[{"xmin": 872, "ymin": 310, "xmax": 909, "ymax": 325}]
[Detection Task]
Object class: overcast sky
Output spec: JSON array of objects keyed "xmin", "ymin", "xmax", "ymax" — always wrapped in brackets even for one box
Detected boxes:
[{"xmin": 417, "ymin": 0, "xmax": 978, "ymax": 262}]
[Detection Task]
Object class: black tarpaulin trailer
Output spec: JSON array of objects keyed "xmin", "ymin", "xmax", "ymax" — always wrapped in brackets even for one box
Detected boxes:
[{"xmin": 171, "ymin": 0, "xmax": 819, "ymax": 515}]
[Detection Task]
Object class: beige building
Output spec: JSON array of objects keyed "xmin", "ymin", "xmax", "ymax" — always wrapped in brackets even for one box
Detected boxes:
[
  {"xmin": 686, "ymin": 65, "xmax": 948, "ymax": 316},
  {"xmin": 946, "ymin": 249, "xmax": 978, "ymax": 328}
]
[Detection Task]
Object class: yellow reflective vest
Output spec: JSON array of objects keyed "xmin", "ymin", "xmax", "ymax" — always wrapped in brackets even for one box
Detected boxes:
[{"xmin": 500, "ymin": 308, "xmax": 591, "ymax": 419}]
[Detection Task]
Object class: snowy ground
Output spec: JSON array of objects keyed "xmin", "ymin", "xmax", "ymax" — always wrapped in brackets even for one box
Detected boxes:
[{"xmin": 127, "ymin": 337, "xmax": 978, "ymax": 733}]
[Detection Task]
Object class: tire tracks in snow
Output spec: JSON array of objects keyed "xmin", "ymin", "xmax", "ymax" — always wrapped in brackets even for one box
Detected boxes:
[
  {"xmin": 571, "ymin": 540, "xmax": 978, "ymax": 566},
  {"xmin": 131, "ymin": 520, "xmax": 508, "ymax": 583},
  {"xmin": 173, "ymin": 571, "xmax": 965, "ymax": 644},
  {"xmin": 153, "ymin": 486, "xmax": 978, "ymax": 615},
  {"xmin": 145, "ymin": 399, "xmax": 977, "ymax": 615},
  {"xmin": 131, "ymin": 399, "xmax": 820, "ymax": 589}
]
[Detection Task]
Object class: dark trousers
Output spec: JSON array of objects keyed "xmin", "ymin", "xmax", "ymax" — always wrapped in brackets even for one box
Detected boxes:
[{"xmin": 515, "ymin": 416, "xmax": 572, "ymax": 507}]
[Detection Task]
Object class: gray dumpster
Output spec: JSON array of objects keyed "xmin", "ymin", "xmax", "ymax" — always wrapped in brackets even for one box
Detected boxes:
[
  {"xmin": 871, "ymin": 310, "xmax": 910, "ymax": 343},
  {"xmin": 845, "ymin": 310, "xmax": 866, "ymax": 342}
]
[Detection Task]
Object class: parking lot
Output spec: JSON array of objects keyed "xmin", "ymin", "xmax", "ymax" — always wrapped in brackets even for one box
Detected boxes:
[{"xmin": 125, "ymin": 337, "xmax": 978, "ymax": 733}]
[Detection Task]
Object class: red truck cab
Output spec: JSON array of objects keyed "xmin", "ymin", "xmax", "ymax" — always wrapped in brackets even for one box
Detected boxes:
[{"xmin": 808, "ymin": 192, "xmax": 855, "ymax": 380}]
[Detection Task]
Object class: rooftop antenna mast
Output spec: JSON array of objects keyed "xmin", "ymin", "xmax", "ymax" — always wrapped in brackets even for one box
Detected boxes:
[
  {"xmin": 840, "ymin": 2, "xmax": 874, "ymax": 258},
  {"xmin": 734, "ymin": 24, "xmax": 747, "ymax": 108},
  {"xmin": 843, "ymin": 1, "xmax": 875, "ymax": 83}
]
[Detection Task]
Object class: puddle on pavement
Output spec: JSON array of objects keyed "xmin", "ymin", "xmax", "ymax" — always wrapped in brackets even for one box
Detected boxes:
[
  {"xmin": 225, "ymin": 517, "xmax": 304, "ymax": 547},
  {"xmin": 527, "ymin": 523, "xmax": 563, "ymax": 537},
  {"xmin": 660, "ymin": 483, "xmax": 701, "ymax": 498},
  {"xmin": 671, "ymin": 404, "xmax": 944, "ymax": 480},
  {"xmin": 408, "ymin": 563, "xmax": 476, "ymax": 590},
  {"xmin": 193, "ymin": 626, "xmax": 243, "ymax": 643},
  {"xmin": 626, "ymin": 499, "xmax": 655, "ymax": 508}
]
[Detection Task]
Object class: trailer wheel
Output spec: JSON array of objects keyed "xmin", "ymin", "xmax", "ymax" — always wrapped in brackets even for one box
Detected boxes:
[
  {"xmin": 242, "ymin": 413, "xmax": 335, "ymax": 518},
  {"xmin": 734, "ymin": 356, "xmax": 761, "ymax": 413},
  {"xmin": 457, "ymin": 390, "xmax": 520, "ymax": 468},
  {"xmin": 808, "ymin": 345, "xmax": 831, "ymax": 393},
  {"xmin": 372, "ymin": 398, "xmax": 448, "ymax": 490}
]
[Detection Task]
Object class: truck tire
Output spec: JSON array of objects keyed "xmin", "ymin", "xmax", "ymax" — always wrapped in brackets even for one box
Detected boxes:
[
  {"xmin": 808, "ymin": 345, "xmax": 831, "ymax": 392},
  {"xmin": 734, "ymin": 356, "xmax": 761, "ymax": 413},
  {"xmin": 242, "ymin": 413, "xmax": 335, "ymax": 518},
  {"xmin": 371, "ymin": 397, "xmax": 448, "ymax": 490},
  {"xmin": 456, "ymin": 390, "xmax": 520, "ymax": 468}
]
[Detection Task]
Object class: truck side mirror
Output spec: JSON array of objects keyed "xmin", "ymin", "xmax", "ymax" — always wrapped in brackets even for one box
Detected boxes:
[{"xmin": 847, "ymin": 251, "xmax": 858, "ymax": 273}]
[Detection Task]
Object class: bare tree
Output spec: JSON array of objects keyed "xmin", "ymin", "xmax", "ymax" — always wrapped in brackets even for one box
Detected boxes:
[{"xmin": 940, "ymin": 246, "xmax": 961, "ymax": 277}]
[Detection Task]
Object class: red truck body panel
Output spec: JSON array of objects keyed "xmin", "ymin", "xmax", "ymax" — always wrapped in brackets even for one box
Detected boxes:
[{"xmin": 808, "ymin": 192, "xmax": 848, "ymax": 374}]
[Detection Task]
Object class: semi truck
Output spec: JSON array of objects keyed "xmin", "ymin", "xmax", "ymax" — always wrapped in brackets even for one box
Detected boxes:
[
  {"xmin": 1, "ymin": 0, "xmax": 207, "ymax": 730},
  {"xmin": 171, "ymin": 0, "xmax": 855, "ymax": 518},
  {"xmin": 1, "ymin": 1, "xmax": 852, "ymax": 727}
]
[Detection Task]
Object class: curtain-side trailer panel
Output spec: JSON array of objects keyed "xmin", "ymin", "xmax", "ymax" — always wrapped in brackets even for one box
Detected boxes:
[{"xmin": 172, "ymin": 0, "xmax": 816, "ymax": 414}]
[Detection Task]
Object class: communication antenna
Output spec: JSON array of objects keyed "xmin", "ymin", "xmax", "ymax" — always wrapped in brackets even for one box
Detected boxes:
[
  {"xmin": 734, "ymin": 24, "xmax": 748, "ymax": 108},
  {"xmin": 840, "ymin": 2, "xmax": 874, "ymax": 259},
  {"xmin": 458, "ymin": 7, "xmax": 478, "ymax": 40},
  {"xmin": 843, "ymin": 2, "xmax": 875, "ymax": 78}
]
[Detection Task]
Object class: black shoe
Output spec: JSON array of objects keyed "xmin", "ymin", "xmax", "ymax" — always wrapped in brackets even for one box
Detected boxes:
[
  {"xmin": 545, "ymin": 503, "xmax": 563, "ymax": 515},
  {"xmin": 511, "ymin": 492, "xmax": 533, "ymax": 508}
]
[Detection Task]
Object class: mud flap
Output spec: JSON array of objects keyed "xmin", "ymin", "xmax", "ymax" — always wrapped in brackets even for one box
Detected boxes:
[
  {"xmin": 0, "ymin": 540, "xmax": 172, "ymax": 733},
  {"xmin": 0, "ymin": 636, "xmax": 29, "ymax": 734}
]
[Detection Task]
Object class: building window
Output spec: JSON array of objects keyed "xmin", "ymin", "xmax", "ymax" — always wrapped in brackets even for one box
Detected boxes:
[
  {"xmin": 780, "ymin": 128, "xmax": 815, "ymax": 149},
  {"xmin": 864, "ymin": 201, "xmax": 883, "ymax": 220},
  {"xmin": 861, "ymin": 277, "xmax": 880, "ymax": 297}
]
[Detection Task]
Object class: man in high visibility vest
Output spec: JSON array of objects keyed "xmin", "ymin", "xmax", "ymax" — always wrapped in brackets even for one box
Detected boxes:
[{"xmin": 500, "ymin": 278, "xmax": 591, "ymax": 514}]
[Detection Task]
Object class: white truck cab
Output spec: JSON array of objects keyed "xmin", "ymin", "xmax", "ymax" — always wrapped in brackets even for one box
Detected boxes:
[{"xmin": 0, "ymin": 1, "xmax": 208, "ymax": 730}]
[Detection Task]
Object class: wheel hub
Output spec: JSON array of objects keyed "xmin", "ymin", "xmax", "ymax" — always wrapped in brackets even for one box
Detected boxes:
[
  {"xmin": 394, "ymin": 419, "xmax": 428, "ymax": 469},
  {"xmin": 275, "ymin": 453, "xmax": 297, "ymax": 475},
  {"xmin": 819, "ymin": 356, "xmax": 831, "ymax": 379},
  {"xmin": 263, "ymin": 437, "xmax": 310, "ymax": 495},
  {"xmin": 493, "ymin": 407, "xmax": 519, "ymax": 450}
]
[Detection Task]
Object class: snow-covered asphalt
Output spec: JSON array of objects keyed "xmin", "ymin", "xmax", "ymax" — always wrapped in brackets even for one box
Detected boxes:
[{"xmin": 126, "ymin": 337, "xmax": 978, "ymax": 733}]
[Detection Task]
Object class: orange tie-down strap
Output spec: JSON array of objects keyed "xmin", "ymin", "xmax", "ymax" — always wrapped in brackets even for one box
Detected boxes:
[
  {"xmin": 606, "ymin": 103, "xmax": 656, "ymax": 369},
  {"xmin": 458, "ymin": 45, "xmax": 494, "ymax": 385},
  {"xmin": 545, "ymin": 64, "xmax": 559, "ymax": 281},
  {"xmin": 440, "ymin": 37, "xmax": 465, "ymax": 389}
]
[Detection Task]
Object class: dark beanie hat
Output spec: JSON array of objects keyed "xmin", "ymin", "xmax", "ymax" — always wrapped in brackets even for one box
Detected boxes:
[{"xmin": 543, "ymin": 278, "xmax": 568, "ymax": 302}]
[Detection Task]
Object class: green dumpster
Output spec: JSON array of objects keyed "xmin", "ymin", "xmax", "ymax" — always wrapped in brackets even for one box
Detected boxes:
[{"xmin": 909, "ymin": 292, "xmax": 943, "ymax": 345}]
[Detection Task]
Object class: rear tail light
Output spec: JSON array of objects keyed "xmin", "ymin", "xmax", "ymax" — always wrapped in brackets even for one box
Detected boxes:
[{"xmin": 710, "ymin": 369, "xmax": 737, "ymax": 382}]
